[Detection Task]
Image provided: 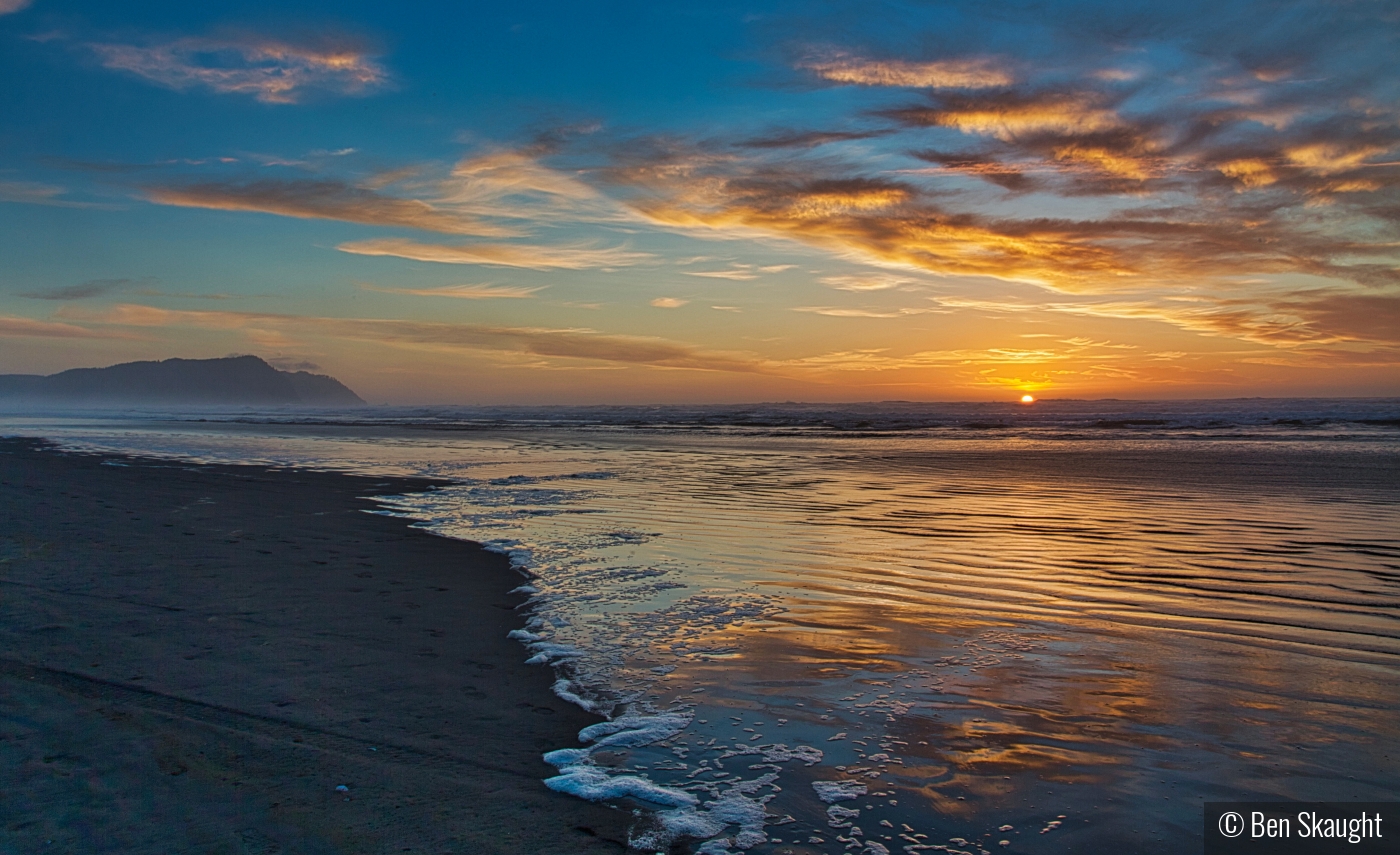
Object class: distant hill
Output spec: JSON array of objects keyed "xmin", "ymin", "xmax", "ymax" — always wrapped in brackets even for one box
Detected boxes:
[{"xmin": 0, "ymin": 355, "xmax": 364, "ymax": 407}]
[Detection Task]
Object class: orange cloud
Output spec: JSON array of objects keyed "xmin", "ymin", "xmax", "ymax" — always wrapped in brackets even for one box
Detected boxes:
[
  {"xmin": 336, "ymin": 238, "xmax": 652, "ymax": 270},
  {"xmin": 0, "ymin": 314, "xmax": 129, "ymax": 338},
  {"xmin": 139, "ymin": 146, "xmax": 636, "ymax": 241},
  {"xmin": 1014, "ymin": 292, "xmax": 1400, "ymax": 348},
  {"xmin": 145, "ymin": 180, "xmax": 519, "ymax": 236},
  {"xmin": 90, "ymin": 36, "xmax": 388, "ymax": 104},
  {"xmin": 632, "ymin": 184, "xmax": 1135, "ymax": 290},
  {"xmin": 791, "ymin": 306, "xmax": 937, "ymax": 318},
  {"xmin": 1216, "ymin": 158, "xmax": 1277, "ymax": 188},
  {"xmin": 820, "ymin": 274, "xmax": 919, "ymax": 291},
  {"xmin": 361, "ymin": 283, "xmax": 546, "ymax": 299},
  {"xmin": 682, "ymin": 269, "xmax": 758, "ymax": 280},
  {"xmin": 1285, "ymin": 143, "xmax": 1389, "ymax": 175},
  {"xmin": 889, "ymin": 92, "xmax": 1122, "ymax": 141},
  {"xmin": 800, "ymin": 52, "xmax": 1014, "ymax": 89},
  {"xmin": 1288, "ymin": 294, "xmax": 1400, "ymax": 344},
  {"xmin": 783, "ymin": 345, "xmax": 1079, "ymax": 371},
  {"xmin": 1051, "ymin": 144, "xmax": 1157, "ymax": 180},
  {"xmin": 603, "ymin": 125, "xmax": 1398, "ymax": 298},
  {"xmin": 907, "ymin": 150, "xmax": 1038, "ymax": 191}
]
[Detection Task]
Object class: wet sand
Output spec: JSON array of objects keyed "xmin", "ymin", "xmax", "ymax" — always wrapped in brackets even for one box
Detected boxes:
[{"xmin": 0, "ymin": 438, "xmax": 631, "ymax": 854}]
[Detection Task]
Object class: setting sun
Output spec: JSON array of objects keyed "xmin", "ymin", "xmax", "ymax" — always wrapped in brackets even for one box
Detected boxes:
[{"xmin": 1021, "ymin": 394, "xmax": 1035, "ymax": 404}]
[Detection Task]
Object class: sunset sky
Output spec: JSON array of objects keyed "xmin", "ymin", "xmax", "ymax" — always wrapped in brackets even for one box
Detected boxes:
[{"xmin": 1, "ymin": 0, "xmax": 1397, "ymax": 403}]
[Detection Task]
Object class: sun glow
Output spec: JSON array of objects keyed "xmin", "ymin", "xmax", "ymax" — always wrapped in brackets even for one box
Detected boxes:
[{"xmin": 1021, "ymin": 394, "xmax": 1035, "ymax": 404}]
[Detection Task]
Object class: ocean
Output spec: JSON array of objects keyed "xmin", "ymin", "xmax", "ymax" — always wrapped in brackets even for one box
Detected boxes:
[{"xmin": 6, "ymin": 397, "xmax": 1399, "ymax": 854}]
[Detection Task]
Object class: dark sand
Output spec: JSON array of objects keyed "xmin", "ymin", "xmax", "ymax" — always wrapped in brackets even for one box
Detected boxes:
[{"xmin": 0, "ymin": 438, "xmax": 631, "ymax": 854}]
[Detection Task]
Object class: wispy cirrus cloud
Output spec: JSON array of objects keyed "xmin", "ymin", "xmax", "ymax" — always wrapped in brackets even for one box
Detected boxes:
[
  {"xmin": 792, "ymin": 305, "xmax": 938, "ymax": 318},
  {"xmin": 59, "ymin": 304, "xmax": 765, "ymax": 374},
  {"xmin": 0, "ymin": 179, "xmax": 115, "ymax": 208},
  {"xmin": 88, "ymin": 35, "xmax": 388, "ymax": 104},
  {"xmin": 0, "ymin": 180, "xmax": 67, "ymax": 204},
  {"xmin": 738, "ymin": 128, "xmax": 893, "ymax": 150},
  {"xmin": 785, "ymin": 346, "xmax": 1058, "ymax": 371},
  {"xmin": 1289, "ymin": 294, "xmax": 1400, "ymax": 345},
  {"xmin": 144, "ymin": 180, "xmax": 519, "ymax": 236},
  {"xmin": 927, "ymin": 286, "xmax": 1400, "ymax": 350},
  {"xmin": 1042, "ymin": 293, "xmax": 1400, "ymax": 348},
  {"xmin": 0, "ymin": 314, "xmax": 130, "ymax": 339},
  {"xmin": 337, "ymin": 238, "xmax": 651, "ymax": 270},
  {"xmin": 436, "ymin": 149, "xmax": 623, "ymax": 222},
  {"xmin": 883, "ymin": 90, "xmax": 1125, "ymax": 141},
  {"xmin": 361, "ymin": 283, "xmax": 545, "ymax": 299},
  {"xmin": 136, "ymin": 146, "xmax": 634, "ymax": 242},
  {"xmin": 799, "ymin": 51, "xmax": 1014, "ymax": 89},
  {"xmin": 20, "ymin": 277, "xmax": 154, "ymax": 300},
  {"xmin": 820, "ymin": 273, "xmax": 920, "ymax": 292},
  {"xmin": 0, "ymin": 0, "xmax": 32, "ymax": 15},
  {"xmin": 682, "ymin": 269, "xmax": 758, "ymax": 280}
]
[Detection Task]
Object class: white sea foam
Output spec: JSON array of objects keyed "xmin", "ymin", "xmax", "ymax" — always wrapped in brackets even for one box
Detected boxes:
[
  {"xmin": 720, "ymin": 743, "xmax": 823, "ymax": 766},
  {"xmin": 629, "ymin": 782, "xmax": 775, "ymax": 852},
  {"xmin": 813, "ymin": 780, "xmax": 869, "ymax": 803},
  {"xmin": 652, "ymin": 806, "xmax": 726, "ymax": 840},
  {"xmin": 707, "ymin": 789, "xmax": 771, "ymax": 846},
  {"xmin": 540, "ymin": 710, "xmax": 703, "ymax": 819},
  {"xmin": 543, "ymin": 764, "xmax": 698, "ymax": 807},
  {"xmin": 550, "ymin": 678, "xmax": 599, "ymax": 712},
  {"xmin": 541, "ymin": 747, "xmax": 590, "ymax": 767},
  {"xmin": 580, "ymin": 712, "xmax": 693, "ymax": 750},
  {"xmin": 523, "ymin": 642, "xmax": 583, "ymax": 665}
]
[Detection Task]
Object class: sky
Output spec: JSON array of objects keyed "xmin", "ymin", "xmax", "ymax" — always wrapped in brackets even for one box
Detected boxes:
[{"xmin": 1, "ymin": 0, "xmax": 1397, "ymax": 404}]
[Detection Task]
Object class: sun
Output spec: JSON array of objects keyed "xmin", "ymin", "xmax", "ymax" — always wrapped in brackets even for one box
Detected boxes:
[{"xmin": 1020, "ymin": 394, "xmax": 1035, "ymax": 404}]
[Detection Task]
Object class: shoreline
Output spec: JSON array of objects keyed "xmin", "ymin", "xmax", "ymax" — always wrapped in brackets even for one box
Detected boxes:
[{"xmin": 0, "ymin": 437, "xmax": 631, "ymax": 853}]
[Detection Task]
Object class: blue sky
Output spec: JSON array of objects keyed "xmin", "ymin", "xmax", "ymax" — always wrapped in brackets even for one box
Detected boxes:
[{"xmin": 2, "ymin": 0, "xmax": 1397, "ymax": 403}]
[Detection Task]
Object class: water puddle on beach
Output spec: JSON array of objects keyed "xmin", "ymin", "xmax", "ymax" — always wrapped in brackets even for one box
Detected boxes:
[{"xmin": 8, "ymin": 401, "xmax": 1400, "ymax": 854}]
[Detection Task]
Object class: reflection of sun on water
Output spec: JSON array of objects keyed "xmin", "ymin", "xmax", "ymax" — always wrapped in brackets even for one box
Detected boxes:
[{"xmin": 1020, "ymin": 394, "xmax": 1035, "ymax": 404}]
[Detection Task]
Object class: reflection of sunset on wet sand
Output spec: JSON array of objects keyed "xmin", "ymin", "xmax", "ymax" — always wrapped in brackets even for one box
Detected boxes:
[{"xmin": 620, "ymin": 437, "xmax": 1400, "ymax": 850}]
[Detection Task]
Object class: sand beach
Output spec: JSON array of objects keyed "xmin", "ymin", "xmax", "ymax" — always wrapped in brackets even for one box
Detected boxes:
[{"xmin": 0, "ymin": 437, "xmax": 631, "ymax": 854}]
